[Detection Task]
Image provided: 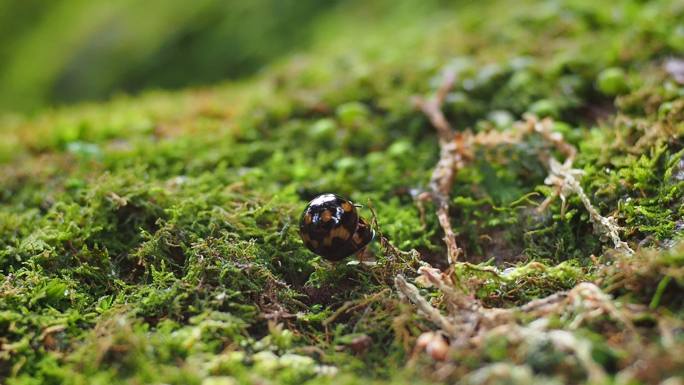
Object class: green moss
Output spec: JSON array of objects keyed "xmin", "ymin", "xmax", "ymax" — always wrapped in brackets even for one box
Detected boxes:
[
  {"xmin": 2, "ymin": 0, "xmax": 684, "ymax": 384},
  {"xmin": 596, "ymin": 67, "xmax": 630, "ymax": 96}
]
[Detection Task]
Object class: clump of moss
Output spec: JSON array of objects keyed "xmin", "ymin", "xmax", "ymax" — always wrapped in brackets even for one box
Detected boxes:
[{"xmin": 2, "ymin": 0, "xmax": 684, "ymax": 384}]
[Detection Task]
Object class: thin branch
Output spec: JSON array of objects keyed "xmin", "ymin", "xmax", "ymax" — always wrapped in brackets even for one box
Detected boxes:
[
  {"xmin": 395, "ymin": 275, "xmax": 459, "ymax": 337},
  {"xmin": 414, "ymin": 71, "xmax": 463, "ymax": 264},
  {"xmin": 516, "ymin": 115, "xmax": 633, "ymax": 255},
  {"xmin": 545, "ymin": 157, "xmax": 634, "ymax": 255}
]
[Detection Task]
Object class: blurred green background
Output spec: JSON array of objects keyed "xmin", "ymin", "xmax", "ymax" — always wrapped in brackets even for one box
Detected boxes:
[
  {"xmin": 0, "ymin": 0, "xmax": 344, "ymax": 113},
  {"xmin": 4, "ymin": 0, "xmax": 683, "ymax": 117}
]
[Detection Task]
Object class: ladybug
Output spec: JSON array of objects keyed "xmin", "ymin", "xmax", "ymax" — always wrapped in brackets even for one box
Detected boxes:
[{"xmin": 299, "ymin": 193, "xmax": 375, "ymax": 261}]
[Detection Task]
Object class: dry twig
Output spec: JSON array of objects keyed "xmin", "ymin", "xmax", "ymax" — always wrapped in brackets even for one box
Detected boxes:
[
  {"xmin": 545, "ymin": 157, "xmax": 634, "ymax": 254},
  {"xmin": 414, "ymin": 70, "xmax": 464, "ymax": 265},
  {"xmin": 395, "ymin": 274, "xmax": 459, "ymax": 337},
  {"xmin": 395, "ymin": 262, "xmax": 635, "ymax": 382},
  {"xmin": 395, "ymin": 69, "xmax": 642, "ymax": 383},
  {"xmin": 512, "ymin": 115, "xmax": 633, "ymax": 254}
]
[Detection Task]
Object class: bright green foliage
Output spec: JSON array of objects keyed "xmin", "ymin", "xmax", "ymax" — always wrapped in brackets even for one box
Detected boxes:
[
  {"xmin": 0, "ymin": 0, "xmax": 337, "ymax": 112},
  {"xmin": 2, "ymin": 0, "xmax": 684, "ymax": 384},
  {"xmin": 596, "ymin": 68, "xmax": 630, "ymax": 96}
]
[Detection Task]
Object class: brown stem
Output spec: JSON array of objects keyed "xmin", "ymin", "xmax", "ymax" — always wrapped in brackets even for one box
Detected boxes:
[{"xmin": 414, "ymin": 71, "xmax": 463, "ymax": 265}]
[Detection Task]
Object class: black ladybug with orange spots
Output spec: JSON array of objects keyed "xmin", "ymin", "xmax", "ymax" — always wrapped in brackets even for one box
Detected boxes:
[{"xmin": 299, "ymin": 194, "xmax": 375, "ymax": 261}]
